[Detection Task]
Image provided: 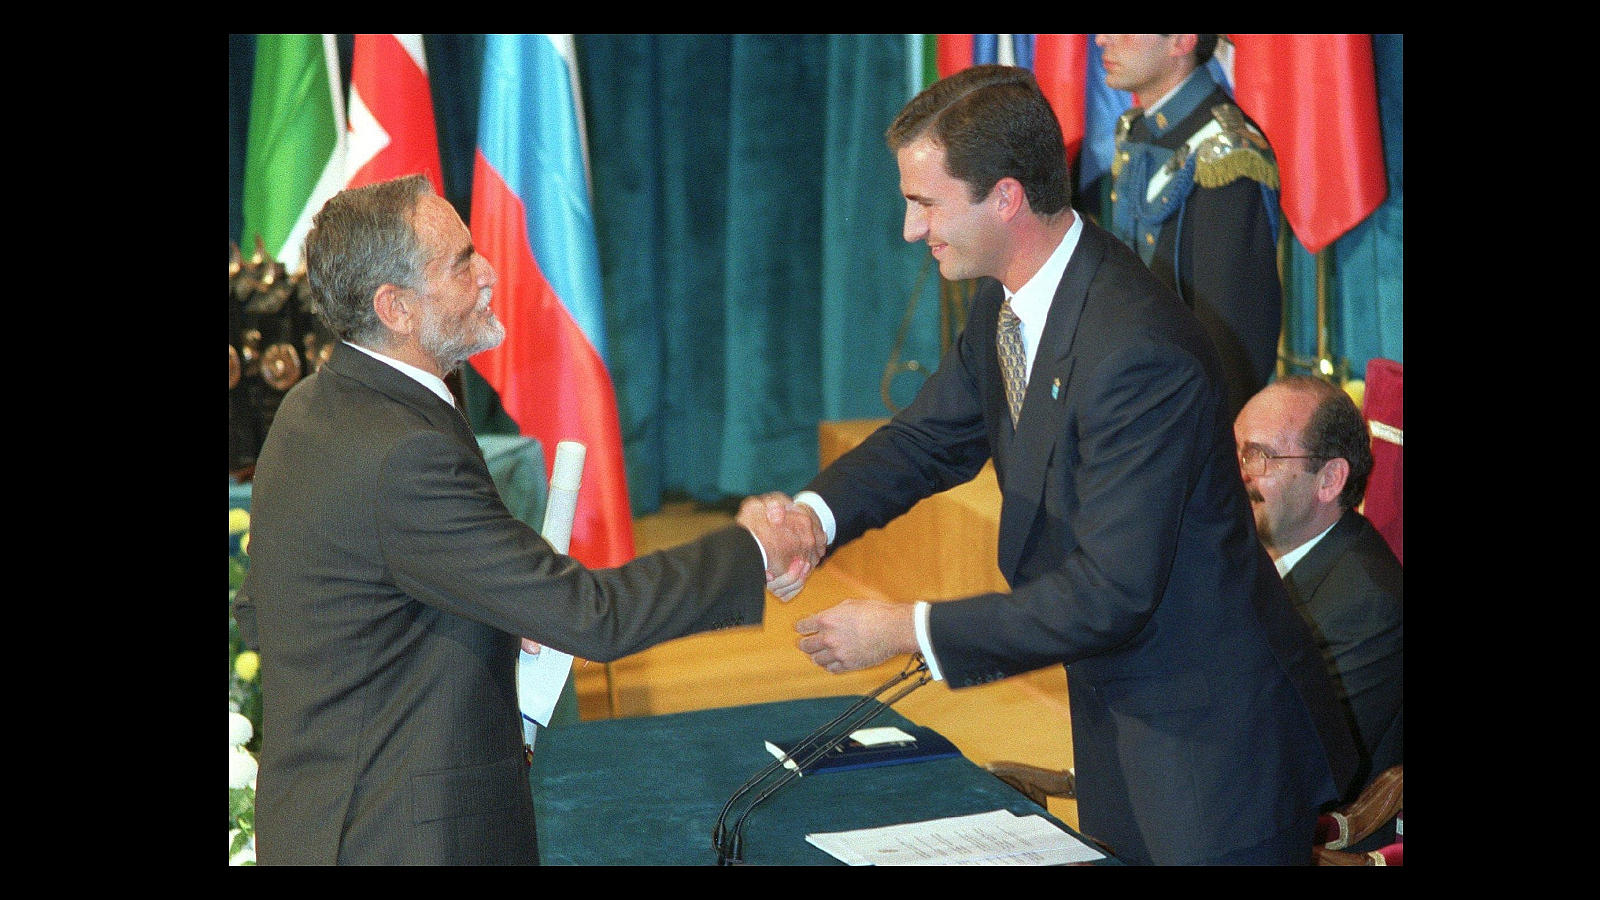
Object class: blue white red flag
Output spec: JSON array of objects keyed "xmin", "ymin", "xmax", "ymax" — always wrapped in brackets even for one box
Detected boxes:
[{"xmin": 469, "ymin": 33, "xmax": 635, "ymax": 569}]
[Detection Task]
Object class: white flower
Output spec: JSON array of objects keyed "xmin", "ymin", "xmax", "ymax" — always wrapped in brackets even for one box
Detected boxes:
[
  {"xmin": 229, "ymin": 746, "xmax": 259, "ymax": 790},
  {"xmin": 229, "ymin": 711, "xmax": 253, "ymax": 748}
]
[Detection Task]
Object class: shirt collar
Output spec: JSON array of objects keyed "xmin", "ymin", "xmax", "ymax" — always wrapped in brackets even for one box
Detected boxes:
[
  {"xmin": 1274, "ymin": 517, "xmax": 1340, "ymax": 579},
  {"xmin": 1003, "ymin": 212, "xmax": 1084, "ymax": 368},
  {"xmin": 1141, "ymin": 67, "xmax": 1216, "ymax": 136},
  {"xmin": 344, "ymin": 340, "xmax": 458, "ymax": 409}
]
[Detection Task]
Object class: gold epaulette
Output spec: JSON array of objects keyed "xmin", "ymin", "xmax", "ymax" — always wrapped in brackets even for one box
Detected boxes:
[{"xmin": 1195, "ymin": 103, "xmax": 1279, "ymax": 190}]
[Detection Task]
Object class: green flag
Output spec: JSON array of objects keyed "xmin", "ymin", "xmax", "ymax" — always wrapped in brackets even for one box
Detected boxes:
[{"xmin": 240, "ymin": 34, "xmax": 346, "ymax": 272}]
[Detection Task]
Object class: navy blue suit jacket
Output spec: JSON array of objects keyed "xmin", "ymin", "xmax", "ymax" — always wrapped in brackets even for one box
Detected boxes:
[{"xmin": 808, "ymin": 221, "xmax": 1355, "ymax": 864}]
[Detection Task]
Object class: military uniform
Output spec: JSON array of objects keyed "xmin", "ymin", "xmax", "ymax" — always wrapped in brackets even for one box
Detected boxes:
[{"xmin": 1110, "ymin": 67, "xmax": 1282, "ymax": 419}]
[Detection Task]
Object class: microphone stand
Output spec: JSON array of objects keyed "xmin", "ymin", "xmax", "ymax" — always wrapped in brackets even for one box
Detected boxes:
[
  {"xmin": 710, "ymin": 654, "xmax": 927, "ymax": 856},
  {"xmin": 713, "ymin": 655, "xmax": 931, "ymax": 866}
]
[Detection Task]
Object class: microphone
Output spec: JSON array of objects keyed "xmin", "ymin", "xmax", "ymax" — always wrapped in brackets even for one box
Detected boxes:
[
  {"xmin": 710, "ymin": 655, "xmax": 927, "ymax": 858},
  {"xmin": 725, "ymin": 668, "xmax": 930, "ymax": 864},
  {"xmin": 712, "ymin": 654, "xmax": 931, "ymax": 865}
]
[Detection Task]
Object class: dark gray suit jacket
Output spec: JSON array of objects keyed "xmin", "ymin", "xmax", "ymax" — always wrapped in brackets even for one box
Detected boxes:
[
  {"xmin": 808, "ymin": 222, "xmax": 1355, "ymax": 864},
  {"xmin": 234, "ymin": 343, "xmax": 766, "ymax": 865},
  {"xmin": 1283, "ymin": 508, "xmax": 1403, "ymax": 797}
]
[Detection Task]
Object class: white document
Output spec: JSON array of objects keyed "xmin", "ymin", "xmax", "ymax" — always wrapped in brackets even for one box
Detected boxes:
[
  {"xmin": 806, "ymin": 809, "xmax": 1105, "ymax": 866},
  {"xmin": 518, "ymin": 647, "xmax": 574, "ymax": 730},
  {"xmin": 764, "ymin": 726, "xmax": 918, "ymax": 773},
  {"xmin": 518, "ymin": 442, "xmax": 586, "ymax": 742}
]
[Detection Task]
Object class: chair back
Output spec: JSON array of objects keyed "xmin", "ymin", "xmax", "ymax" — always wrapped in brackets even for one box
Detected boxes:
[{"xmin": 1362, "ymin": 359, "xmax": 1403, "ymax": 566}]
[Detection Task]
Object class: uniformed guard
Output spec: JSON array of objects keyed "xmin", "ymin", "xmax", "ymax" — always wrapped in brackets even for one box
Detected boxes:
[
  {"xmin": 1110, "ymin": 64, "xmax": 1279, "ymax": 275},
  {"xmin": 1098, "ymin": 34, "xmax": 1284, "ymax": 419}
]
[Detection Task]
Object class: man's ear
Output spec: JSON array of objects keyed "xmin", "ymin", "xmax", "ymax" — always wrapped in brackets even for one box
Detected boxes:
[
  {"xmin": 373, "ymin": 284, "xmax": 414, "ymax": 336},
  {"xmin": 1317, "ymin": 457, "xmax": 1350, "ymax": 506},
  {"xmin": 994, "ymin": 177, "xmax": 1026, "ymax": 221},
  {"xmin": 1171, "ymin": 34, "xmax": 1198, "ymax": 59}
]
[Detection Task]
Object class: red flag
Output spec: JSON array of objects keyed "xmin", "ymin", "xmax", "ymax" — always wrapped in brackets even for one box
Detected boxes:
[
  {"xmin": 345, "ymin": 34, "xmax": 444, "ymax": 193},
  {"xmin": 1031, "ymin": 34, "xmax": 1088, "ymax": 164},
  {"xmin": 937, "ymin": 34, "xmax": 973, "ymax": 77},
  {"xmin": 1229, "ymin": 34, "xmax": 1386, "ymax": 254}
]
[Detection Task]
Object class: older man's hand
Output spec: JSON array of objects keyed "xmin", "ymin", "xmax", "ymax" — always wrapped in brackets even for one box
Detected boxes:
[{"xmin": 736, "ymin": 492, "xmax": 827, "ymax": 600}]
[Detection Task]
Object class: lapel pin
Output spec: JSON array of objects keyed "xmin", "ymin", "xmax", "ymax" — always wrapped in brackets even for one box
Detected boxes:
[{"xmin": 1051, "ymin": 377, "xmax": 1061, "ymax": 400}]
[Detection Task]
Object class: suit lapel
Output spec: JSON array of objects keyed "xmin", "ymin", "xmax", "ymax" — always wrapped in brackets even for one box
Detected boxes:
[
  {"xmin": 1283, "ymin": 509, "xmax": 1362, "ymax": 604},
  {"xmin": 995, "ymin": 225, "xmax": 1105, "ymax": 581},
  {"xmin": 324, "ymin": 343, "xmax": 482, "ymax": 455}
]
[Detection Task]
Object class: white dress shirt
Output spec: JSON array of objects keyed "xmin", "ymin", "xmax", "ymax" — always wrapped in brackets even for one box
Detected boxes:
[{"xmin": 1274, "ymin": 519, "xmax": 1339, "ymax": 579}]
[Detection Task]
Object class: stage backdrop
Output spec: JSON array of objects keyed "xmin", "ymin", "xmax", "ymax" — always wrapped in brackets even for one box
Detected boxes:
[{"xmin": 228, "ymin": 34, "xmax": 1402, "ymax": 517}]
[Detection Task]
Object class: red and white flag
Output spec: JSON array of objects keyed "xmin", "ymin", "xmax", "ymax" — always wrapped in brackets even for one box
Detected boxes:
[{"xmin": 345, "ymin": 34, "xmax": 444, "ymax": 193}]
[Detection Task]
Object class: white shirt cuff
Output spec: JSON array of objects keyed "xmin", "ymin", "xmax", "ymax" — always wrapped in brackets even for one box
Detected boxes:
[
  {"xmin": 792, "ymin": 490, "xmax": 836, "ymax": 546},
  {"xmin": 913, "ymin": 601, "xmax": 945, "ymax": 681}
]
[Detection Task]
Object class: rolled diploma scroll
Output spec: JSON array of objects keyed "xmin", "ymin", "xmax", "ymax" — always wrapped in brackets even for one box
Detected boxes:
[{"xmin": 519, "ymin": 441, "xmax": 586, "ymax": 742}]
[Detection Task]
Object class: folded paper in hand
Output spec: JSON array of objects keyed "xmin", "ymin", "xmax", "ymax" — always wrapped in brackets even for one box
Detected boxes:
[{"xmin": 765, "ymin": 725, "xmax": 960, "ymax": 776}]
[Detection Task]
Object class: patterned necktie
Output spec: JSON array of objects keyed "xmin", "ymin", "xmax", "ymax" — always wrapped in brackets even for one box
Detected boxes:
[{"xmin": 997, "ymin": 299, "xmax": 1027, "ymax": 427}]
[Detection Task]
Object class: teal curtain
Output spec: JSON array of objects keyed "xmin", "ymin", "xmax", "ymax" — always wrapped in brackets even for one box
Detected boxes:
[
  {"xmin": 229, "ymin": 34, "xmax": 1401, "ymax": 516},
  {"xmin": 576, "ymin": 34, "xmax": 940, "ymax": 511}
]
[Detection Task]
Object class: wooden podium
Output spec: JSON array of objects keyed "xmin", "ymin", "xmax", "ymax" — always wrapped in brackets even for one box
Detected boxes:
[{"xmin": 818, "ymin": 419, "xmax": 1007, "ymax": 602}]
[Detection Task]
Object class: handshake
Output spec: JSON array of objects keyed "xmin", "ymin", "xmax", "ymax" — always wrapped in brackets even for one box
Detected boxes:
[
  {"xmin": 737, "ymin": 492, "xmax": 918, "ymax": 675},
  {"xmin": 736, "ymin": 492, "xmax": 828, "ymax": 601}
]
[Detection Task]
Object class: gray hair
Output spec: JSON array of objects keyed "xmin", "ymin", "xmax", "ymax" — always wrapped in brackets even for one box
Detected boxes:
[{"xmin": 303, "ymin": 174, "xmax": 434, "ymax": 348}]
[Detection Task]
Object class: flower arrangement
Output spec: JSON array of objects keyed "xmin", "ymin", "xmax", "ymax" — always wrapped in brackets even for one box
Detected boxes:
[
  {"xmin": 229, "ymin": 507, "xmax": 261, "ymax": 865},
  {"xmin": 229, "ymin": 711, "xmax": 258, "ymax": 864}
]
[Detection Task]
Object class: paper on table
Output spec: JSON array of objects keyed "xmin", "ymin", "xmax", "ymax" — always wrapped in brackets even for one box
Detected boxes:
[
  {"xmin": 851, "ymin": 726, "xmax": 915, "ymax": 747},
  {"xmin": 806, "ymin": 809, "xmax": 1105, "ymax": 866},
  {"xmin": 764, "ymin": 726, "xmax": 917, "ymax": 771},
  {"xmin": 518, "ymin": 442, "xmax": 585, "ymax": 740}
]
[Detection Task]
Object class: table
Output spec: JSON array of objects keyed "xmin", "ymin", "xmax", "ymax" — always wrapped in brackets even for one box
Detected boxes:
[{"xmin": 529, "ymin": 695, "xmax": 1117, "ymax": 865}]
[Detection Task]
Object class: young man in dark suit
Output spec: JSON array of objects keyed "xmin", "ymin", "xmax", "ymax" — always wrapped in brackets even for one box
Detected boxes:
[
  {"xmin": 789, "ymin": 65, "xmax": 1354, "ymax": 865},
  {"xmin": 234, "ymin": 175, "xmax": 823, "ymax": 865}
]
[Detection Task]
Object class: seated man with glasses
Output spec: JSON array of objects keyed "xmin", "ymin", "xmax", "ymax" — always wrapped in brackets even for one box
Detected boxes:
[{"xmin": 1234, "ymin": 376, "xmax": 1403, "ymax": 828}]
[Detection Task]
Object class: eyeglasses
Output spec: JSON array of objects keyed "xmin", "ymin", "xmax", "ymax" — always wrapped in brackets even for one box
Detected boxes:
[{"xmin": 1238, "ymin": 445, "xmax": 1325, "ymax": 477}]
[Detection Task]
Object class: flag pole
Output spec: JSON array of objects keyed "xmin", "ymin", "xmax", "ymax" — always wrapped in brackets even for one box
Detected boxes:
[
  {"xmin": 1275, "ymin": 228, "xmax": 1347, "ymax": 385},
  {"xmin": 1314, "ymin": 248, "xmax": 1349, "ymax": 385}
]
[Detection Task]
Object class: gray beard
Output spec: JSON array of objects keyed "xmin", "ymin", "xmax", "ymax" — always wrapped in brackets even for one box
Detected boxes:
[{"xmin": 421, "ymin": 304, "xmax": 505, "ymax": 374}]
